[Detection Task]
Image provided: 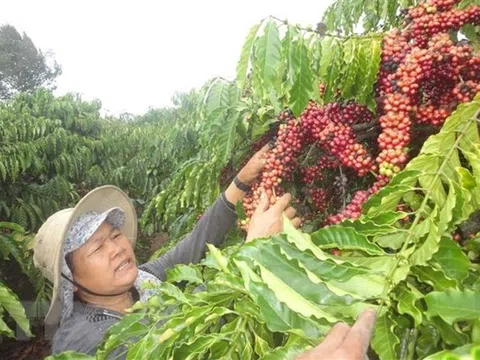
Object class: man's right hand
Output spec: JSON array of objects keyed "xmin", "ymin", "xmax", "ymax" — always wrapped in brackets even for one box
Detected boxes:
[
  {"xmin": 245, "ymin": 191, "xmax": 301, "ymax": 242},
  {"xmin": 295, "ymin": 309, "xmax": 376, "ymax": 360}
]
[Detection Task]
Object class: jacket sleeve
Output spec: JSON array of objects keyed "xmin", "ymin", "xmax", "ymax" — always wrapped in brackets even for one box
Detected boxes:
[{"xmin": 139, "ymin": 192, "xmax": 237, "ymax": 281}]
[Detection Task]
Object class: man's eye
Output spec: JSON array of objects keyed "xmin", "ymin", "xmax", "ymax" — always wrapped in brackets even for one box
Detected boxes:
[{"xmin": 114, "ymin": 233, "xmax": 121, "ymax": 239}]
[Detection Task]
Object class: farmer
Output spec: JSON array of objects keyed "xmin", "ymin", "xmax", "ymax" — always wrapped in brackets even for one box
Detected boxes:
[{"xmin": 34, "ymin": 145, "xmax": 375, "ymax": 359}]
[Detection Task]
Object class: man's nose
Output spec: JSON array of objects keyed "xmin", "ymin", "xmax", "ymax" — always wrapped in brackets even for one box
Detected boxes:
[{"xmin": 105, "ymin": 237, "xmax": 125, "ymax": 258}]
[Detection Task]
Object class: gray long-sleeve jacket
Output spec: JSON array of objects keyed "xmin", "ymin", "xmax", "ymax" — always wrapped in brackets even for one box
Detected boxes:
[{"xmin": 51, "ymin": 193, "xmax": 237, "ymax": 357}]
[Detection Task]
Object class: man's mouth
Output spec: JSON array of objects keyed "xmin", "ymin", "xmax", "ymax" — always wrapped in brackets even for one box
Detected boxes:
[{"xmin": 116, "ymin": 259, "xmax": 132, "ymax": 272}]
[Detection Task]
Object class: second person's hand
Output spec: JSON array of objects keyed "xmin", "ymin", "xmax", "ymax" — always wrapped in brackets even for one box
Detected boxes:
[{"xmin": 246, "ymin": 191, "xmax": 301, "ymax": 242}]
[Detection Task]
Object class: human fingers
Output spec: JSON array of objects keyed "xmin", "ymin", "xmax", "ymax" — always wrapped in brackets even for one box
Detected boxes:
[
  {"xmin": 258, "ymin": 143, "xmax": 271, "ymax": 155},
  {"xmin": 339, "ymin": 309, "xmax": 376, "ymax": 359},
  {"xmin": 270, "ymin": 193, "xmax": 292, "ymax": 214},
  {"xmin": 291, "ymin": 217, "xmax": 302, "ymax": 228},
  {"xmin": 304, "ymin": 322, "xmax": 351, "ymax": 358},
  {"xmin": 284, "ymin": 206, "xmax": 297, "ymax": 219},
  {"xmin": 253, "ymin": 190, "xmax": 270, "ymax": 216}
]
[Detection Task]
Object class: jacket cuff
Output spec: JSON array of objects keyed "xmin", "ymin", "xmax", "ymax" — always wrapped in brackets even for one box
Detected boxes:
[{"xmin": 220, "ymin": 192, "xmax": 236, "ymax": 213}]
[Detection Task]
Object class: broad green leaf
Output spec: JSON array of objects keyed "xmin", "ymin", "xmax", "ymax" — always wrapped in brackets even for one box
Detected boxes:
[
  {"xmin": 260, "ymin": 335, "xmax": 310, "ymax": 360},
  {"xmin": 255, "ymin": 20, "xmax": 282, "ymax": 94},
  {"xmin": 45, "ymin": 352, "xmax": 95, "ymax": 360},
  {"xmin": 430, "ymin": 237, "xmax": 470, "ymax": 283},
  {"xmin": 236, "ymin": 22, "xmax": 262, "ymax": 89},
  {"xmin": 166, "ymin": 264, "xmax": 203, "ymax": 285},
  {"xmin": 410, "ymin": 223, "xmax": 440, "ymax": 266},
  {"xmin": 438, "ymin": 181, "xmax": 457, "ymax": 234},
  {"xmin": 289, "ymin": 40, "xmax": 314, "ymax": 116},
  {"xmin": 319, "ymin": 37, "xmax": 343, "ymax": 102},
  {"xmin": 241, "ymin": 247, "xmax": 348, "ymax": 321},
  {"xmin": 425, "ymin": 289, "xmax": 480, "ymax": 324},
  {"xmin": 0, "ymin": 222, "xmax": 25, "ymax": 232},
  {"xmin": 424, "ymin": 343, "xmax": 480, "ymax": 360},
  {"xmin": 205, "ymin": 80, "xmax": 230, "ymax": 122},
  {"xmin": 364, "ymin": 185, "xmax": 412, "ymax": 217},
  {"xmin": 282, "ymin": 24, "xmax": 299, "ymax": 87},
  {"xmin": 273, "ymin": 236, "xmax": 373, "ymax": 282},
  {"xmin": 311, "ymin": 226, "xmax": 384, "ymax": 255},
  {"xmin": 368, "ymin": 211, "xmax": 410, "ymax": 226},
  {"xmin": 235, "ymin": 260, "xmax": 327, "ymax": 339},
  {"xmin": 216, "ymin": 109, "xmax": 241, "ymax": 164},
  {"xmin": 0, "ymin": 282, "xmax": 31, "ymax": 336},
  {"xmin": 260, "ymin": 342, "xmax": 310, "ymax": 360},
  {"xmin": 412, "ymin": 266, "xmax": 457, "ymax": 291},
  {"xmin": 98, "ymin": 313, "xmax": 148, "ymax": 359},
  {"xmin": 372, "ymin": 313, "xmax": 400, "ymax": 360},
  {"xmin": 0, "ymin": 315, "xmax": 12, "ymax": 336},
  {"xmin": 342, "ymin": 219, "xmax": 395, "ymax": 237},
  {"xmin": 431, "ymin": 317, "xmax": 470, "ymax": 346},
  {"xmin": 395, "ymin": 283, "xmax": 423, "ymax": 327},
  {"xmin": 357, "ymin": 37, "xmax": 382, "ymax": 108},
  {"xmin": 340, "ymin": 38, "xmax": 359, "ymax": 99},
  {"xmin": 204, "ymin": 244, "xmax": 229, "ymax": 272},
  {"xmin": 173, "ymin": 334, "xmax": 223, "ymax": 360},
  {"xmin": 416, "ymin": 324, "xmax": 441, "ymax": 359},
  {"xmin": 407, "ymin": 155, "xmax": 447, "ymax": 208},
  {"xmin": 374, "ymin": 231, "xmax": 409, "ymax": 250}
]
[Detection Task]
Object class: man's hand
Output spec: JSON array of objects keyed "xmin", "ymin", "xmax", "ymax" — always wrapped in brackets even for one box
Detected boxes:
[
  {"xmin": 296, "ymin": 309, "xmax": 376, "ymax": 360},
  {"xmin": 237, "ymin": 144, "xmax": 270, "ymax": 185},
  {"xmin": 246, "ymin": 192, "xmax": 301, "ymax": 242}
]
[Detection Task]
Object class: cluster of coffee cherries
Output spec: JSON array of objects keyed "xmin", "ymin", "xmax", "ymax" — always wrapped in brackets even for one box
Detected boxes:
[
  {"xmin": 326, "ymin": 190, "xmax": 369, "ymax": 225},
  {"xmin": 453, "ymin": 81, "xmax": 480, "ymax": 103},
  {"xmin": 406, "ymin": 3, "xmax": 480, "ymax": 46},
  {"xmin": 301, "ymin": 155, "xmax": 338, "ymax": 185},
  {"xmin": 242, "ymin": 110, "xmax": 304, "ymax": 221},
  {"xmin": 323, "ymin": 101, "xmax": 374, "ymax": 126},
  {"xmin": 308, "ymin": 188, "xmax": 328, "ymax": 212}
]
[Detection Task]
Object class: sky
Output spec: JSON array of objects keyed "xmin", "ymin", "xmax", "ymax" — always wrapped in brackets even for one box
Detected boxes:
[{"xmin": 0, "ymin": 0, "xmax": 333, "ymax": 116}]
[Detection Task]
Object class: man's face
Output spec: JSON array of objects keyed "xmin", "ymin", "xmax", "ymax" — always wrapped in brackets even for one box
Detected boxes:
[{"xmin": 70, "ymin": 222, "xmax": 138, "ymax": 295}]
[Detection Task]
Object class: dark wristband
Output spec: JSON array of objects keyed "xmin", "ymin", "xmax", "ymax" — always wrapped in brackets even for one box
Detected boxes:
[{"xmin": 233, "ymin": 176, "xmax": 251, "ymax": 192}]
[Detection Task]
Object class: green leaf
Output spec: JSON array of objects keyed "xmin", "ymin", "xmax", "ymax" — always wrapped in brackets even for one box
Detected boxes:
[
  {"xmin": 45, "ymin": 352, "xmax": 95, "ymax": 360},
  {"xmin": 319, "ymin": 37, "xmax": 343, "ymax": 102},
  {"xmin": 289, "ymin": 40, "xmax": 314, "ymax": 116},
  {"xmin": 342, "ymin": 219, "xmax": 395, "ymax": 237},
  {"xmin": 204, "ymin": 244, "xmax": 229, "ymax": 272},
  {"xmin": 430, "ymin": 237, "xmax": 470, "ymax": 283},
  {"xmin": 374, "ymin": 231, "xmax": 409, "ymax": 250},
  {"xmin": 98, "ymin": 313, "xmax": 148, "ymax": 359},
  {"xmin": 234, "ymin": 260, "xmax": 327, "ymax": 339},
  {"xmin": 410, "ymin": 223, "xmax": 440, "ymax": 266},
  {"xmin": 395, "ymin": 283, "xmax": 423, "ymax": 327},
  {"xmin": 0, "ymin": 282, "xmax": 31, "ymax": 337},
  {"xmin": 255, "ymin": 20, "xmax": 282, "ymax": 94},
  {"xmin": 270, "ymin": 235, "xmax": 373, "ymax": 282},
  {"xmin": 424, "ymin": 343, "xmax": 480, "ymax": 360},
  {"xmin": 283, "ymin": 24, "xmax": 300, "ymax": 87},
  {"xmin": 205, "ymin": 80, "xmax": 230, "ymax": 122},
  {"xmin": 311, "ymin": 226, "xmax": 384, "ymax": 255},
  {"xmin": 425, "ymin": 289, "xmax": 480, "ymax": 324},
  {"xmin": 166, "ymin": 264, "xmax": 203, "ymax": 285},
  {"xmin": 259, "ymin": 337, "xmax": 310, "ymax": 360},
  {"xmin": 416, "ymin": 324, "xmax": 441, "ymax": 359},
  {"xmin": 372, "ymin": 313, "xmax": 400, "ymax": 360},
  {"xmin": 216, "ymin": 110, "xmax": 241, "ymax": 164},
  {"xmin": 236, "ymin": 22, "xmax": 262, "ymax": 90},
  {"xmin": 412, "ymin": 266, "xmax": 457, "ymax": 292},
  {"xmin": 430, "ymin": 317, "xmax": 470, "ymax": 346},
  {"xmin": 237, "ymin": 235, "xmax": 364, "ymax": 303}
]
